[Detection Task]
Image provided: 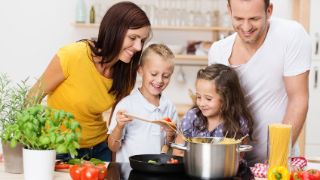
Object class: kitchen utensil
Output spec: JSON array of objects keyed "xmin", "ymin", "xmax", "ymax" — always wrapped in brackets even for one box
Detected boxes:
[
  {"xmin": 124, "ymin": 113, "xmax": 177, "ymax": 130},
  {"xmin": 315, "ymin": 33, "xmax": 319, "ymax": 55},
  {"xmin": 171, "ymin": 138, "xmax": 252, "ymax": 179},
  {"xmin": 176, "ymin": 65, "xmax": 186, "ymax": 84},
  {"xmin": 124, "ymin": 113, "xmax": 190, "ymax": 142},
  {"xmin": 129, "ymin": 154, "xmax": 184, "ymax": 173}
]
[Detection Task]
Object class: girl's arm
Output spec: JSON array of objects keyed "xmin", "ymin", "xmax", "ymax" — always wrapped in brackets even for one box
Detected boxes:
[
  {"xmin": 172, "ymin": 134, "xmax": 185, "ymax": 157},
  {"xmin": 108, "ymin": 110, "xmax": 132, "ymax": 152},
  {"xmin": 240, "ymin": 136, "xmax": 250, "ymax": 158}
]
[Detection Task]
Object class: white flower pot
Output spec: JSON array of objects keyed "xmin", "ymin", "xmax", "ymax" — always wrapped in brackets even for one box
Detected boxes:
[{"xmin": 23, "ymin": 148, "xmax": 56, "ymax": 180}]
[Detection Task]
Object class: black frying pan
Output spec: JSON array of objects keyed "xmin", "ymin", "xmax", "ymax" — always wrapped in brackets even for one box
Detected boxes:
[{"xmin": 129, "ymin": 154, "xmax": 184, "ymax": 173}]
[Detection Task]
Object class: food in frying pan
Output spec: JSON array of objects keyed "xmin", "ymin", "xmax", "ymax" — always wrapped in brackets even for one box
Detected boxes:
[
  {"xmin": 147, "ymin": 158, "xmax": 179, "ymax": 165},
  {"xmin": 166, "ymin": 158, "xmax": 179, "ymax": 164},
  {"xmin": 147, "ymin": 160, "xmax": 157, "ymax": 164}
]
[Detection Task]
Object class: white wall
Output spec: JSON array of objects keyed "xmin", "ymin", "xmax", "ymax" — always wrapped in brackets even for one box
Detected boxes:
[
  {"xmin": 0, "ymin": 0, "xmax": 96, "ymax": 84},
  {"xmin": 0, "ymin": 0, "xmax": 292, "ymax": 105}
]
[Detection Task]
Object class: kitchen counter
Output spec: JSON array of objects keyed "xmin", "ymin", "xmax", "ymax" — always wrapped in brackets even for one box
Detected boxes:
[
  {"xmin": 2, "ymin": 161, "xmax": 318, "ymax": 180},
  {"xmin": 0, "ymin": 161, "xmax": 250, "ymax": 180},
  {"xmin": 0, "ymin": 162, "xmax": 69, "ymax": 180}
]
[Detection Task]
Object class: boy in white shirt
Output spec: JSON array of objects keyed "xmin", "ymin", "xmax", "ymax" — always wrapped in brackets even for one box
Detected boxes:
[{"xmin": 108, "ymin": 44, "xmax": 178, "ymax": 162}]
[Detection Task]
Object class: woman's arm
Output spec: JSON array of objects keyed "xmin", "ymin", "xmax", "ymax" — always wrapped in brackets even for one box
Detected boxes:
[{"xmin": 27, "ymin": 55, "xmax": 65, "ymax": 104}]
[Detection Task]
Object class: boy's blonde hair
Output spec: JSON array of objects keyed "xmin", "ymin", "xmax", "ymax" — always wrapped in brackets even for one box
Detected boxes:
[{"xmin": 140, "ymin": 44, "xmax": 175, "ymax": 68}]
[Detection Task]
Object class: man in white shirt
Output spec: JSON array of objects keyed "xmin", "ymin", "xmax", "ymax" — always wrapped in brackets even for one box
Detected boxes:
[{"xmin": 208, "ymin": 0, "xmax": 311, "ymax": 165}]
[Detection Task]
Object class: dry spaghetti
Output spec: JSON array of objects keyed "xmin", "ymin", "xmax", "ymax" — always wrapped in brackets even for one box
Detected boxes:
[{"xmin": 268, "ymin": 123, "xmax": 292, "ymax": 169}]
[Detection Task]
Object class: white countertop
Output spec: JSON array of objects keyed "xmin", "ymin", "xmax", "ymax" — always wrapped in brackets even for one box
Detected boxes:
[{"xmin": 0, "ymin": 162, "xmax": 70, "ymax": 180}]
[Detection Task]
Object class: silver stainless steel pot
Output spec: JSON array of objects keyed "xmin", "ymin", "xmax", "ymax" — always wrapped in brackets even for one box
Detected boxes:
[{"xmin": 171, "ymin": 137, "xmax": 252, "ymax": 179}]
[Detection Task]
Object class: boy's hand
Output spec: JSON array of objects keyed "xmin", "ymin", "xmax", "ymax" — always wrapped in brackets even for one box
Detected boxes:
[
  {"xmin": 162, "ymin": 122, "xmax": 177, "ymax": 143},
  {"xmin": 116, "ymin": 110, "xmax": 132, "ymax": 129}
]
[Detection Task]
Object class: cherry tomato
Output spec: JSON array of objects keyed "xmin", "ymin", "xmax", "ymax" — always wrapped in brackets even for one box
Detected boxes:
[
  {"xmin": 164, "ymin": 118, "xmax": 172, "ymax": 122},
  {"xmin": 69, "ymin": 164, "xmax": 83, "ymax": 180},
  {"xmin": 166, "ymin": 158, "xmax": 179, "ymax": 164}
]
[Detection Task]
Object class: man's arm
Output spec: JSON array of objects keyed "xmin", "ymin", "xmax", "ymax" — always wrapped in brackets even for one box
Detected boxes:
[{"xmin": 282, "ymin": 71, "xmax": 309, "ymax": 144}]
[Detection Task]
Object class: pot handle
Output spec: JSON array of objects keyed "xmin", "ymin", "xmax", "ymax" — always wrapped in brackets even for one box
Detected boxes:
[
  {"xmin": 237, "ymin": 145, "xmax": 253, "ymax": 152},
  {"xmin": 170, "ymin": 143, "xmax": 188, "ymax": 151}
]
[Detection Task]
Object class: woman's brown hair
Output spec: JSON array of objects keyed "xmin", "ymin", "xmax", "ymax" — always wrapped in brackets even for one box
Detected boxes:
[
  {"xmin": 195, "ymin": 64, "xmax": 254, "ymax": 139},
  {"xmin": 86, "ymin": 1, "xmax": 151, "ymax": 107}
]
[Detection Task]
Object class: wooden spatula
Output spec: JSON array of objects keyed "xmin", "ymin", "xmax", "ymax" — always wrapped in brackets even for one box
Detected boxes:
[
  {"xmin": 124, "ymin": 113, "xmax": 177, "ymax": 131},
  {"xmin": 123, "ymin": 113, "xmax": 192, "ymax": 142}
]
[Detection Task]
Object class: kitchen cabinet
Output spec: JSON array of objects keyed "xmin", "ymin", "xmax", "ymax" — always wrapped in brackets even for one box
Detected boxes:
[
  {"xmin": 304, "ymin": 0, "xmax": 320, "ymax": 159},
  {"xmin": 305, "ymin": 59, "xmax": 320, "ymax": 158}
]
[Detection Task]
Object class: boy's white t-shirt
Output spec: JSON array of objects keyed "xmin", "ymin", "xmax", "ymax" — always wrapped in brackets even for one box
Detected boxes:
[
  {"xmin": 208, "ymin": 18, "xmax": 311, "ymax": 165},
  {"xmin": 107, "ymin": 89, "xmax": 179, "ymax": 163}
]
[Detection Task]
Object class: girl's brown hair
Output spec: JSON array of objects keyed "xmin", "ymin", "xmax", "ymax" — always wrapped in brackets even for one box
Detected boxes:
[
  {"xmin": 195, "ymin": 64, "xmax": 254, "ymax": 139},
  {"xmin": 86, "ymin": 1, "xmax": 151, "ymax": 108}
]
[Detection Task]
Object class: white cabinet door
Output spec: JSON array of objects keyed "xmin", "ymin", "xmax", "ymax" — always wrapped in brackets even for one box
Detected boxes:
[{"xmin": 305, "ymin": 60, "xmax": 320, "ymax": 157}]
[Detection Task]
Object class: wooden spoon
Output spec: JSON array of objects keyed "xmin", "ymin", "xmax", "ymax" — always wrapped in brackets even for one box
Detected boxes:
[
  {"xmin": 124, "ymin": 113, "xmax": 177, "ymax": 130},
  {"xmin": 124, "ymin": 113, "xmax": 190, "ymax": 142}
]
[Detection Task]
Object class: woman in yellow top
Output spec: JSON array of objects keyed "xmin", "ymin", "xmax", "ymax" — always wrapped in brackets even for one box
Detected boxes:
[{"xmin": 28, "ymin": 2, "xmax": 151, "ymax": 161}]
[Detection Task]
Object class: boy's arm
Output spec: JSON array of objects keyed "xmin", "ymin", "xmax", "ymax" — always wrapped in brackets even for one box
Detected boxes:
[{"xmin": 108, "ymin": 109, "xmax": 132, "ymax": 152}]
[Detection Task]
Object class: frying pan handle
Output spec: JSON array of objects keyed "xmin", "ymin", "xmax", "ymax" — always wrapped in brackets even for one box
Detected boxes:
[
  {"xmin": 170, "ymin": 143, "xmax": 188, "ymax": 151},
  {"xmin": 237, "ymin": 145, "xmax": 253, "ymax": 152}
]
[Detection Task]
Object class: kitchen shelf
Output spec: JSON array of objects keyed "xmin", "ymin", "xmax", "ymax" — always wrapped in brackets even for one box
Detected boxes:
[
  {"xmin": 174, "ymin": 55, "xmax": 208, "ymax": 66},
  {"xmin": 73, "ymin": 23, "xmax": 99, "ymax": 28},
  {"xmin": 72, "ymin": 23, "xmax": 211, "ymax": 66},
  {"xmin": 72, "ymin": 23, "xmax": 233, "ymax": 32},
  {"xmin": 152, "ymin": 25, "xmax": 233, "ymax": 32}
]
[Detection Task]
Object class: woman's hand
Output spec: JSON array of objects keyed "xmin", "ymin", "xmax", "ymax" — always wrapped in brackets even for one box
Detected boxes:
[{"xmin": 115, "ymin": 110, "xmax": 132, "ymax": 129}]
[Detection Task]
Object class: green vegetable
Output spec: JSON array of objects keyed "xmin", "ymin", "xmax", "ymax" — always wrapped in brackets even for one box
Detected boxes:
[
  {"xmin": 68, "ymin": 158, "xmax": 82, "ymax": 165},
  {"xmin": 147, "ymin": 160, "xmax": 157, "ymax": 164},
  {"xmin": 90, "ymin": 158, "xmax": 105, "ymax": 165}
]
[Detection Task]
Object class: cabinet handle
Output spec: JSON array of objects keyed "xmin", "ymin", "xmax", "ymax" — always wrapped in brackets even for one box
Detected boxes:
[{"xmin": 314, "ymin": 67, "xmax": 318, "ymax": 89}]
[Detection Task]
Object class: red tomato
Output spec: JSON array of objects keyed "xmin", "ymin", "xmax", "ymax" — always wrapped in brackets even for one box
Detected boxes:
[
  {"xmin": 164, "ymin": 118, "xmax": 172, "ymax": 122},
  {"xmin": 96, "ymin": 164, "xmax": 107, "ymax": 180},
  {"xmin": 307, "ymin": 169, "xmax": 320, "ymax": 180},
  {"xmin": 55, "ymin": 162, "xmax": 70, "ymax": 170},
  {"xmin": 290, "ymin": 171, "xmax": 303, "ymax": 180},
  {"xmin": 81, "ymin": 166, "xmax": 99, "ymax": 180},
  {"xmin": 166, "ymin": 158, "xmax": 179, "ymax": 164},
  {"xmin": 69, "ymin": 165, "xmax": 83, "ymax": 180}
]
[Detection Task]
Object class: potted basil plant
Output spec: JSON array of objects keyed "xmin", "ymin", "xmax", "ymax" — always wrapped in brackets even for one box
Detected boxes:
[{"xmin": 3, "ymin": 104, "xmax": 81, "ymax": 180}]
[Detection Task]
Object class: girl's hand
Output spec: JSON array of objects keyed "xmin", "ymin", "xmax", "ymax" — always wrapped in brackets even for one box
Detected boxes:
[{"xmin": 115, "ymin": 110, "xmax": 132, "ymax": 129}]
